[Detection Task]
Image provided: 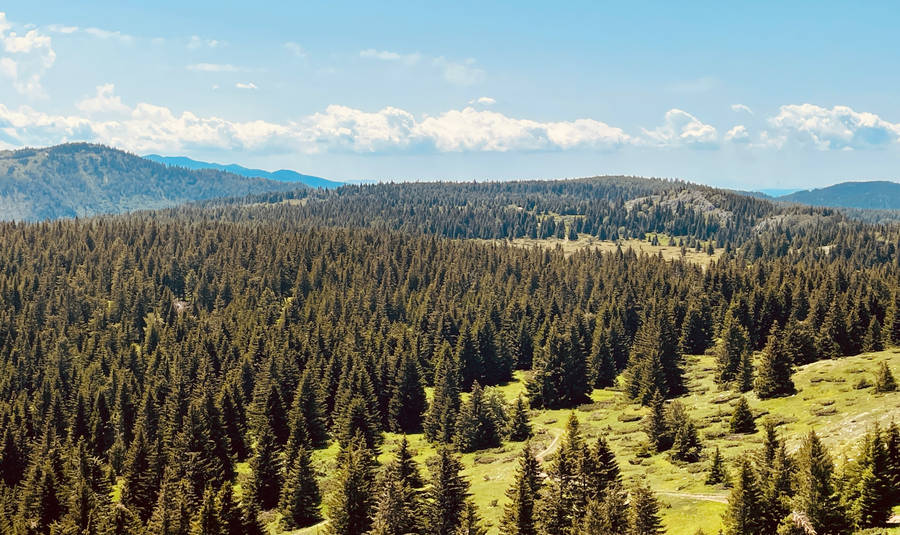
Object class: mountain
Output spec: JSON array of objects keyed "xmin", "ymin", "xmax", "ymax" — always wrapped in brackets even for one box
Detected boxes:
[
  {"xmin": 144, "ymin": 154, "xmax": 342, "ymax": 189},
  {"xmin": 779, "ymin": 180, "xmax": 900, "ymax": 210},
  {"xmin": 0, "ymin": 143, "xmax": 297, "ymax": 221}
]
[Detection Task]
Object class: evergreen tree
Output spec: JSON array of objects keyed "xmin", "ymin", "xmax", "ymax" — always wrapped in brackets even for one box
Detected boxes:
[
  {"xmin": 847, "ymin": 426, "xmax": 893, "ymax": 529},
  {"xmin": 755, "ymin": 328, "xmax": 796, "ymax": 398},
  {"xmin": 279, "ymin": 446, "xmax": 322, "ymax": 530},
  {"xmin": 706, "ymin": 447, "xmax": 727, "ymax": 485},
  {"xmin": 580, "ymin": 483, "xmax": 628, "ymax": 535},
  {"xmin": 424, "ymin": 448, "xmax": 470, "ymax": 535},
  {"xmin": 424, "ymin": 344, "xmax": 460, "ymax": 444},
  {"xmin": 737, "ymin": 349, "xmax": 754, "ymax": 393},
  {"xmin": 792, "ymin": 431, "xmax": 848, "ymax": 535},
  {"xmin": 368, "ymin": 468, "xmax": 420, "ymax": 535},
  {"xmin": 862, "ymin": 316, "xmax": 884, "ymax": 352},
  {"xmin": 643, "ymin": 390, "xmax": 672, "ymax": 452},
  {"xmin": 628, "ymin": 478, "xmax": 663, "ymax": 535},
  {"xmin": 716, "ymin": 309, "xmax": 750, "ymax": 386},
  {"xmin": 326, "ymin": 437, "xmax": 377, "ymax": 535},
  {"xmin": 389, "ymin": 352, "xmax": 428, "ymax": 433},
  {"xmin": 500, "ymin": 442, "xmax": 541, "ymax": 535},
  {"xmin": 680, "ymin": 296, "xmax": 713, "ymax": 355},
  {"xmin": 385, "ymin": 436, "xmax": 423, "ymax": 489},
  {"xmin": 247, "ymin": 421, "xmax": 282, "ymax": 510},
  {"xmin": 454, "ymin": 502, "xmax": 486, "ymax": 535},
  {"xmin": 588, "ymin": 327, "xmax": 617, "ymax": 388},
  {"xmin": 527, "ymin": 321, "xmax": 590, "ymax": 409},
  {"xmin": 0, "ymin": 427, "xmax": 26, "ymax": 487},
  {"xmin": 626, "ymin": 305, "xmax": 684, "ymax": 403},
  {"xmin": 241, "ymin": 501, "xmax": 267, "ymax": 535},
  {"xmin": 453, "ymin": 382, "xmax": 501, "ymax": 453},
  {"xmin": 874, "ymin": 361, "xmax": 897, "ymax": 393},
  {"xmin": 668, "ymin": 401, "xmax": 702, "ymax": 462},
  {"xmin": 190, "ymin": 487, "xmax": 223, "ymax": 535},
  {"xmin": 589, "ymin": 437, "xmax": 622, "ymax": 492},
  {"xmin": 729, "ymin": 397, "xmax": 756, "ymax": 434},
  {"xmin": 889, "ymin": 291, "xmax": 900, "ymax": 346},
  {"xmin": 506, "ymin": 395, "xmax": 532, "ymax": 442},
  {"xmin": 722, "ymin": 457, "xmax": 764, "ymax": 535},
  {"xmin": 337, "ymin": 395, "xmax": 381, "ymax": 452},
  {"xmin": 216, "ymin": 484, "xmax": 245, "ymax": 535},
  {"xmin": 120, "ymin": 427, "xmax": 158, "ymax": 521},
  {"xmin": 294, "ymin": 366, "xmax": 328, "ymax": 447}
]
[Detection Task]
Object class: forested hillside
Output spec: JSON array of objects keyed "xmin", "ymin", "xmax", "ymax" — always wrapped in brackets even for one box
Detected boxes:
[
  {"xmin": 781, "ymin": 180, "xmax": 900, "ymax": 210},
  {"xmin": 0, "ymin": 144, "xmax": 296, "ymax": 221},
  {"xmin": 0, "ymin": 190, "xmax": 898, "ymax": 534}
]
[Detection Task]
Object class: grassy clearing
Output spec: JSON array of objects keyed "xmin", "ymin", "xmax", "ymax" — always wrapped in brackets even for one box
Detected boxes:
[
  {"xmin": 251, "ymin": 348, "xmax": 900, "ymax": 535},
  {"xmin": 484, "ymin": 233, "xmax": 723, "ymax": 268}
]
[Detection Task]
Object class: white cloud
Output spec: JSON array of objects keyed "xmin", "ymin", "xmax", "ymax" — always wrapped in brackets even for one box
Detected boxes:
[
  {"xmin": 235, "ymin": 82, "xmax": 258, "ymax": 90},
  {"xmin": 83, "ymin": 27, "xmax": 133, "ymax": 43},
  {"xmin": 768, "ymin": 103, "xmax": 900, "ymax": 150},
  {"xmin": 433, "ymin": 57, "xmax": 484, "ymax": 86},
  {"xmin": 284, "ymin": 42, "xmax": 307, "ymax": 58},
  {"xmin": 45, "ymin": 24, "xmax": 78, "ymax": 34},
  {"xmin": 187, "ymin": 63, "xmax": 240, "ymax": 72},
  {"xmin": 360, "ymin": 48, "xmax": 421, "ymax": 66},
  {"xmin": 0, "ymin": 13, "xmax": 56, "ymax": 96},
  {"xmin": 725, "ymin": 125, "xmax": 750, "ymax": 143},
  {"xmin": 731, "ymin": 103, "xmax": 753, "ymax": 114},
  {"xmin": 76, "ymin": 84, "xmax": 130, "ymax": 115},
  {"xmin": 188, "ymin": 35, "xmax": 223, "ymax": 49},
  {"xmin": 469, "ymin": 96, "xmax": 496, "ymax": 106},
  {"xmin": 643, "ymin": 109, "xmax": 718, "ymax": 148}
]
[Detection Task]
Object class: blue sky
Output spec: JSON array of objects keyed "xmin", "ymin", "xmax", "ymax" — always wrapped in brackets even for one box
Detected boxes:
[{"xmin": 1, "ymin": 1, "xmax": 899, "ymax": 188}]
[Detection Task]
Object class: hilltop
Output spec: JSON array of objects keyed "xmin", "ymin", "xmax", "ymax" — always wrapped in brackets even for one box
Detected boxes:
[{"xmin": 144, "ymin": 154, "xmax": 342, "ymax": 189}]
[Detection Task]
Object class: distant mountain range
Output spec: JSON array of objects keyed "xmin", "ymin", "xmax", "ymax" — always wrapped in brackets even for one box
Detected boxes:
[
  {"xmin": 777, "ymin": 180, "xmax": 900, "ymax": 210},
  {"xmin": 144, "ymin": 154, "xmax": 342, "ymax": 189},
  {"xmin": 0, "ymin": 143, "xmax": 297, "ymax": 221}
]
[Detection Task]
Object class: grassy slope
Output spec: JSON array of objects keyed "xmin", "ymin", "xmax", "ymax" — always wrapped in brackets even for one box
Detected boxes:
[{"xmin": 266, "ymin": 348, "xmax": 900, "ymax": 535}]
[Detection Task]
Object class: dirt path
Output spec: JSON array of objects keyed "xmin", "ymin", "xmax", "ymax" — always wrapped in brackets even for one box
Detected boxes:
[
  {"xmin": 656, "ymin": 491, "xmax": 728, "ymax": 504},
  {"xmin": 536, "ymin": 429, "xmax": 562, "ymax": 462}
]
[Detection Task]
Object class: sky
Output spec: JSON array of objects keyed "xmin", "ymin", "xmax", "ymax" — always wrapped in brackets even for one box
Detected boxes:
[{"xmin": 0, "ymin": 1, "xmax": 899, "ymax": 188}]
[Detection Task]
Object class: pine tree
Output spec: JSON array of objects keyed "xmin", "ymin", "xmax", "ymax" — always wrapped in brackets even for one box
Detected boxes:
[
  {"xmin": 0, "ymin": 427, "xmax": 26, "ymax": 487},
  {"xmin": 506, "ymin": 395, "xmax": 532, "ymax": 442},
  {"xmin": 120, "ymin": 427, "xmax": 158, "ymax": 521},
  {"xmin": 385, "ymin": 436, "xmax": 424, "ymax": 489},
  {"xmin": 425, "ymin": 448, "xmax": 471, "ymax": 535},
  {"xmin": 216, "ymin": 484, "xmax": 245, "ymax": 535},
  {"xmin": 643, "ymin": 390, "xmax": 671, "ymax": 452},
  {"xmin": 848, "ymin": 426, "xmax": 892, "ymax": 529},
  {"xmin": 792, "ymin": 431, "xmax": 848, "ymax": 535},
  {"xmin": 722, "ymin": 457, "xmax": 764, "ymax": 535},
  {"xmin": 247, "ymin": 421, "xmax": 282, "ymax": 510},
  {"xmin": 294, "ymin": 366, "xmax": 328, "ymax": 447},
  {"xmin": 716, "ymin": 309, "xmax": 750, "ymax": 386},
  {"xmin": 737, "ymin": 347, "xmax": 754, "ymax": 393},
  {"xmin": 626, "ymin": 305, "xmax": 684, "ymax": 403},
  {"xmin": 241, "ymin": 500, "xmax": 267, "ymax": 535},
  {"xmin": 706, "ymin": 447, "xmax": 727, "ymax": 485},
  {"xmin": 862, "ymin": 317, "xmax": 884, "ymax": 352},
  {"xmin": 454, "ymin": 502, "xmax": 486, "ymax": 535},
  {"xmin": 500, "ymin": 442, "xmax": 541, "ymax": 535},
  {"xmin": 589, "ymin": 327, "xmax": 617, "ymax": 388},
  {"xmin": 755, "ymin": 328, "xmax": 795, "ymax": 399},
  {"xmin": 337, "ymin": 395, "xmax": 381, "ymax": 451},
  {"xmin": 368, "ymin": 468, "xmax": 420, "ymax": 535},
  {"xmin": 888, "ymin": 291, "xmax": 900, "ymax": 346},
  {"xmin": 580, "ymin": 483, "xmax": 628, "ymax": 535},
  {"xmin": 389, "ymin": 352, "xmax": 428, "ymax": 433},
  {"xmin": 874, "ymin": 361, "xmax": 897, "ymax": 393},
  {"xmin": 279, "ymin": 446, "xmax": 322, "ymax": 529},
  {"xmin": 527, "ymin": 321, "xmax": 590, "ymax": 409},
  {"xmin": 589, "ymin": 437, "xmax": 622, "ymax": 493},
  {"xmin": 190, "ymin": 487, "xmax": 222, "ymax": 535},
  {"xmin": 424, "ymin": 343, "xmax": 460, "ymax": 444},
  {"xmin": 628, "ymin": 477, "xmax": 663, "ymax": 535},
  {"xmin": 680, "ymin": 296, "xmax": 713, "ymax": 355},
  {"xmin": 729, "ymin": 396, "xmax": 756, "ymax": 434},
  {"xmin": 326, "ymin": 437, "xmax": 377, "ymax": 535},
  {"xmin": 668, "ymin": 401, "xmax": 702, "ymax": 462},
  {"xmin": 453, "ymin": 382, "xmax": 501, "ymax": 453}
]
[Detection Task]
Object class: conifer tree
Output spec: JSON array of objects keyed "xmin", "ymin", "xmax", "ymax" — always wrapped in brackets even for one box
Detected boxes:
[
  {"xmin": 706, "ymin": 447, "xmax": 727, "ymax": 485},
  {"xmin": 643, "ymin": 390, "xmax": 671, "ymax": 452},
  {"xmin": 241, "ymin": 500, "xmax": 267, "ymax": 535},
  {"xmin": 385, "ymin": 436, "xmax": 423, "ymax": 489},
  {"xmin": 722, "ymin": 457, "xmax": 764, "ymax": 535},
  {"xmin": 368, "ymin": 468, "xmax": 420, "ymax": 535},
  {"xmin": 424, "ymin": 343, "xmax": 460, "ymax": 444},
  {"xmin": 190, "ymin": 487, "xmax": 222, "ymax": 535},
  {"xmin": 279, "ymin": 446, "xmax": 322, "ymax": 529},
  {"xmin": 626, "ymin": 304, "xmax": 684, "ymax": 403},
  {"xmin": 294, "ymin": 366, "xmax": 328, "ymax": 447},
  {"xmin": 862, "ymin": 316, "xmax": 884, "ymax": 352},
  {"xmin": 589, "ymin": 437, "xmax": 622, "ymax": 492},
  {"xmin": 389, "ymin": 352, "xmax": 427, "ymax": 433},
  {"xmin": 247, "ymin": 421, "xmax": 282, "ymax": 510},
  {"xmin": 120, "ymin": 427, "xmax": 158, "ymax": 521},
  {"xmin": 0, "ymin": 427, "xmax": 26, "ymax": 487},
  {"xmin": 589, "ymin": 327, "xmax": 617, "ymax": 388},
  {"xmin": 847, "ymin": 426, "xmax": 892, "ymax": 529},
  {"xmin": 454, "ymin": 502, "xmax": 486, "ymax": 535},
  {"xmin": 285, "ymin": 403, "xmax": 311, "ymax": 463},
  {"xmin": 337, "ymin": 395, "xmax": 381, "ymax": 451},
  {"xmin": 500, "ymin": 442, "xmax": 541, "ymax": 535},
  {"xmin": 219, "ymin": 388, "xmax": 249, "ymax": 461},
  {"xmin": 738, "ymin": 350, "xmax": 754, "ymax": 393},
  {"xmin": 326, "ymin": 436, "xmax": 376, "ymax": 535},
  {"xmin": 453, "ymin": 382, "xmax": 501, "ymax": 453},
  {"xmin": 667, "ymin": 400, "xmax": 702, "ymax": 462},
  {"xmin": 580, "ymin": 483, "xmax": 628, "ymax": 535},
  {"xmin": 506, "ymin": 395, "xmax": 532, "ymax": 442},
  {"xmin": 527, "ymin": 321, "xmax": 590, "ymax": 409},
  {"xmin": 716, "ymin": 309, "xmax": 750, "ymax": 386},
  {"xmin": 889, "ymin": 291, "xmax": 900, "ymax": 346},
  {"xmin": 755, "ymin": 328, "xmax": 795, "ymax": 399},
  {"xmin": 729, "ymin": 397, "xmax": 756, "ymax": 434},
  {"xmin": 424, "ymin": 448, "xmax": 470, "ymax": 535},
  {"xmin": 791, "ymin": 431, "xmax": 848, "ymax": 535},
  {"xmin": 628, "ymin": 477, "xmax": 663, "ymax": 535},
  {"xmin": 216, "ymin": 484, "xmax": 244, "ymax": 535},
  {"xmin": 874, "ymin": 361, "xmax": 896, "ymax": 393}
]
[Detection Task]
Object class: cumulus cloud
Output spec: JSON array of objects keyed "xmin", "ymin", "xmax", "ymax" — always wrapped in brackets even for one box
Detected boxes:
[
  {"xmin": 187, "ymin": 63, "xmax": 240, "ymax": 72},
  {"xmin": 188, "ymin": 35, "xmax": 222, "ymax": 49},
  {"xmin": 0, "ymin": 13, "xmax": 55, "ymax": 96},
  {"xmin": 725, "ymin": 125, "xmax": 750, "ymax": 143},
  {"xmin": 360, "ymin": 48, "xmax": 421, "ymax": 66},
  {"xmin": 469, "ymin": 96, "xmax": 496, "ymax": 106},
  {"xmin": 83, "ymin": 27, "xmax": 133, "ymax": 43},
  {"xmin": 76, "ymin": 84, "xmax": 130, "ymax": 115},
  {"xmin": 643, "ymin": 109, "xmax": 718, "ymax": 148},
  {"xmin": 768, "ymin": 103, "xmax": 900, "ymax": 150},
  {"xmin": 731, "ymin": 103, "xmax": 753, "ymax": 114},
  {"xmin": 284, "ymin": 41, "xmax": 306, "ymax": 58},
  {"xmin": 235, "ymin": 82, "xmax": 257, "ymax": 90}
]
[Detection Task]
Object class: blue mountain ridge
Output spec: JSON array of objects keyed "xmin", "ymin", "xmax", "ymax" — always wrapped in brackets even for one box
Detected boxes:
[{"xmin": 144, "ymin": 154, "xmax": 342, "ymax": 189}]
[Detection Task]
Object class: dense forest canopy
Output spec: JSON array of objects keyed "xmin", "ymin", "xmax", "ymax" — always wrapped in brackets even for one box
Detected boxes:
[{"xmin": 0, "ymin": 173, "xmax": 898, "ymax": 534}]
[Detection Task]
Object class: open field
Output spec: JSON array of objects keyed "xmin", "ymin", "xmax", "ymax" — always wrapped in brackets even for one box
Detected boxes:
[
  {"xmin": 481, "ymin": 233, "xmax": 724, "ymax": 268},
  {"xmin": 249, "ymin": 347, "xmax": 900, "ymax": 535}
]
